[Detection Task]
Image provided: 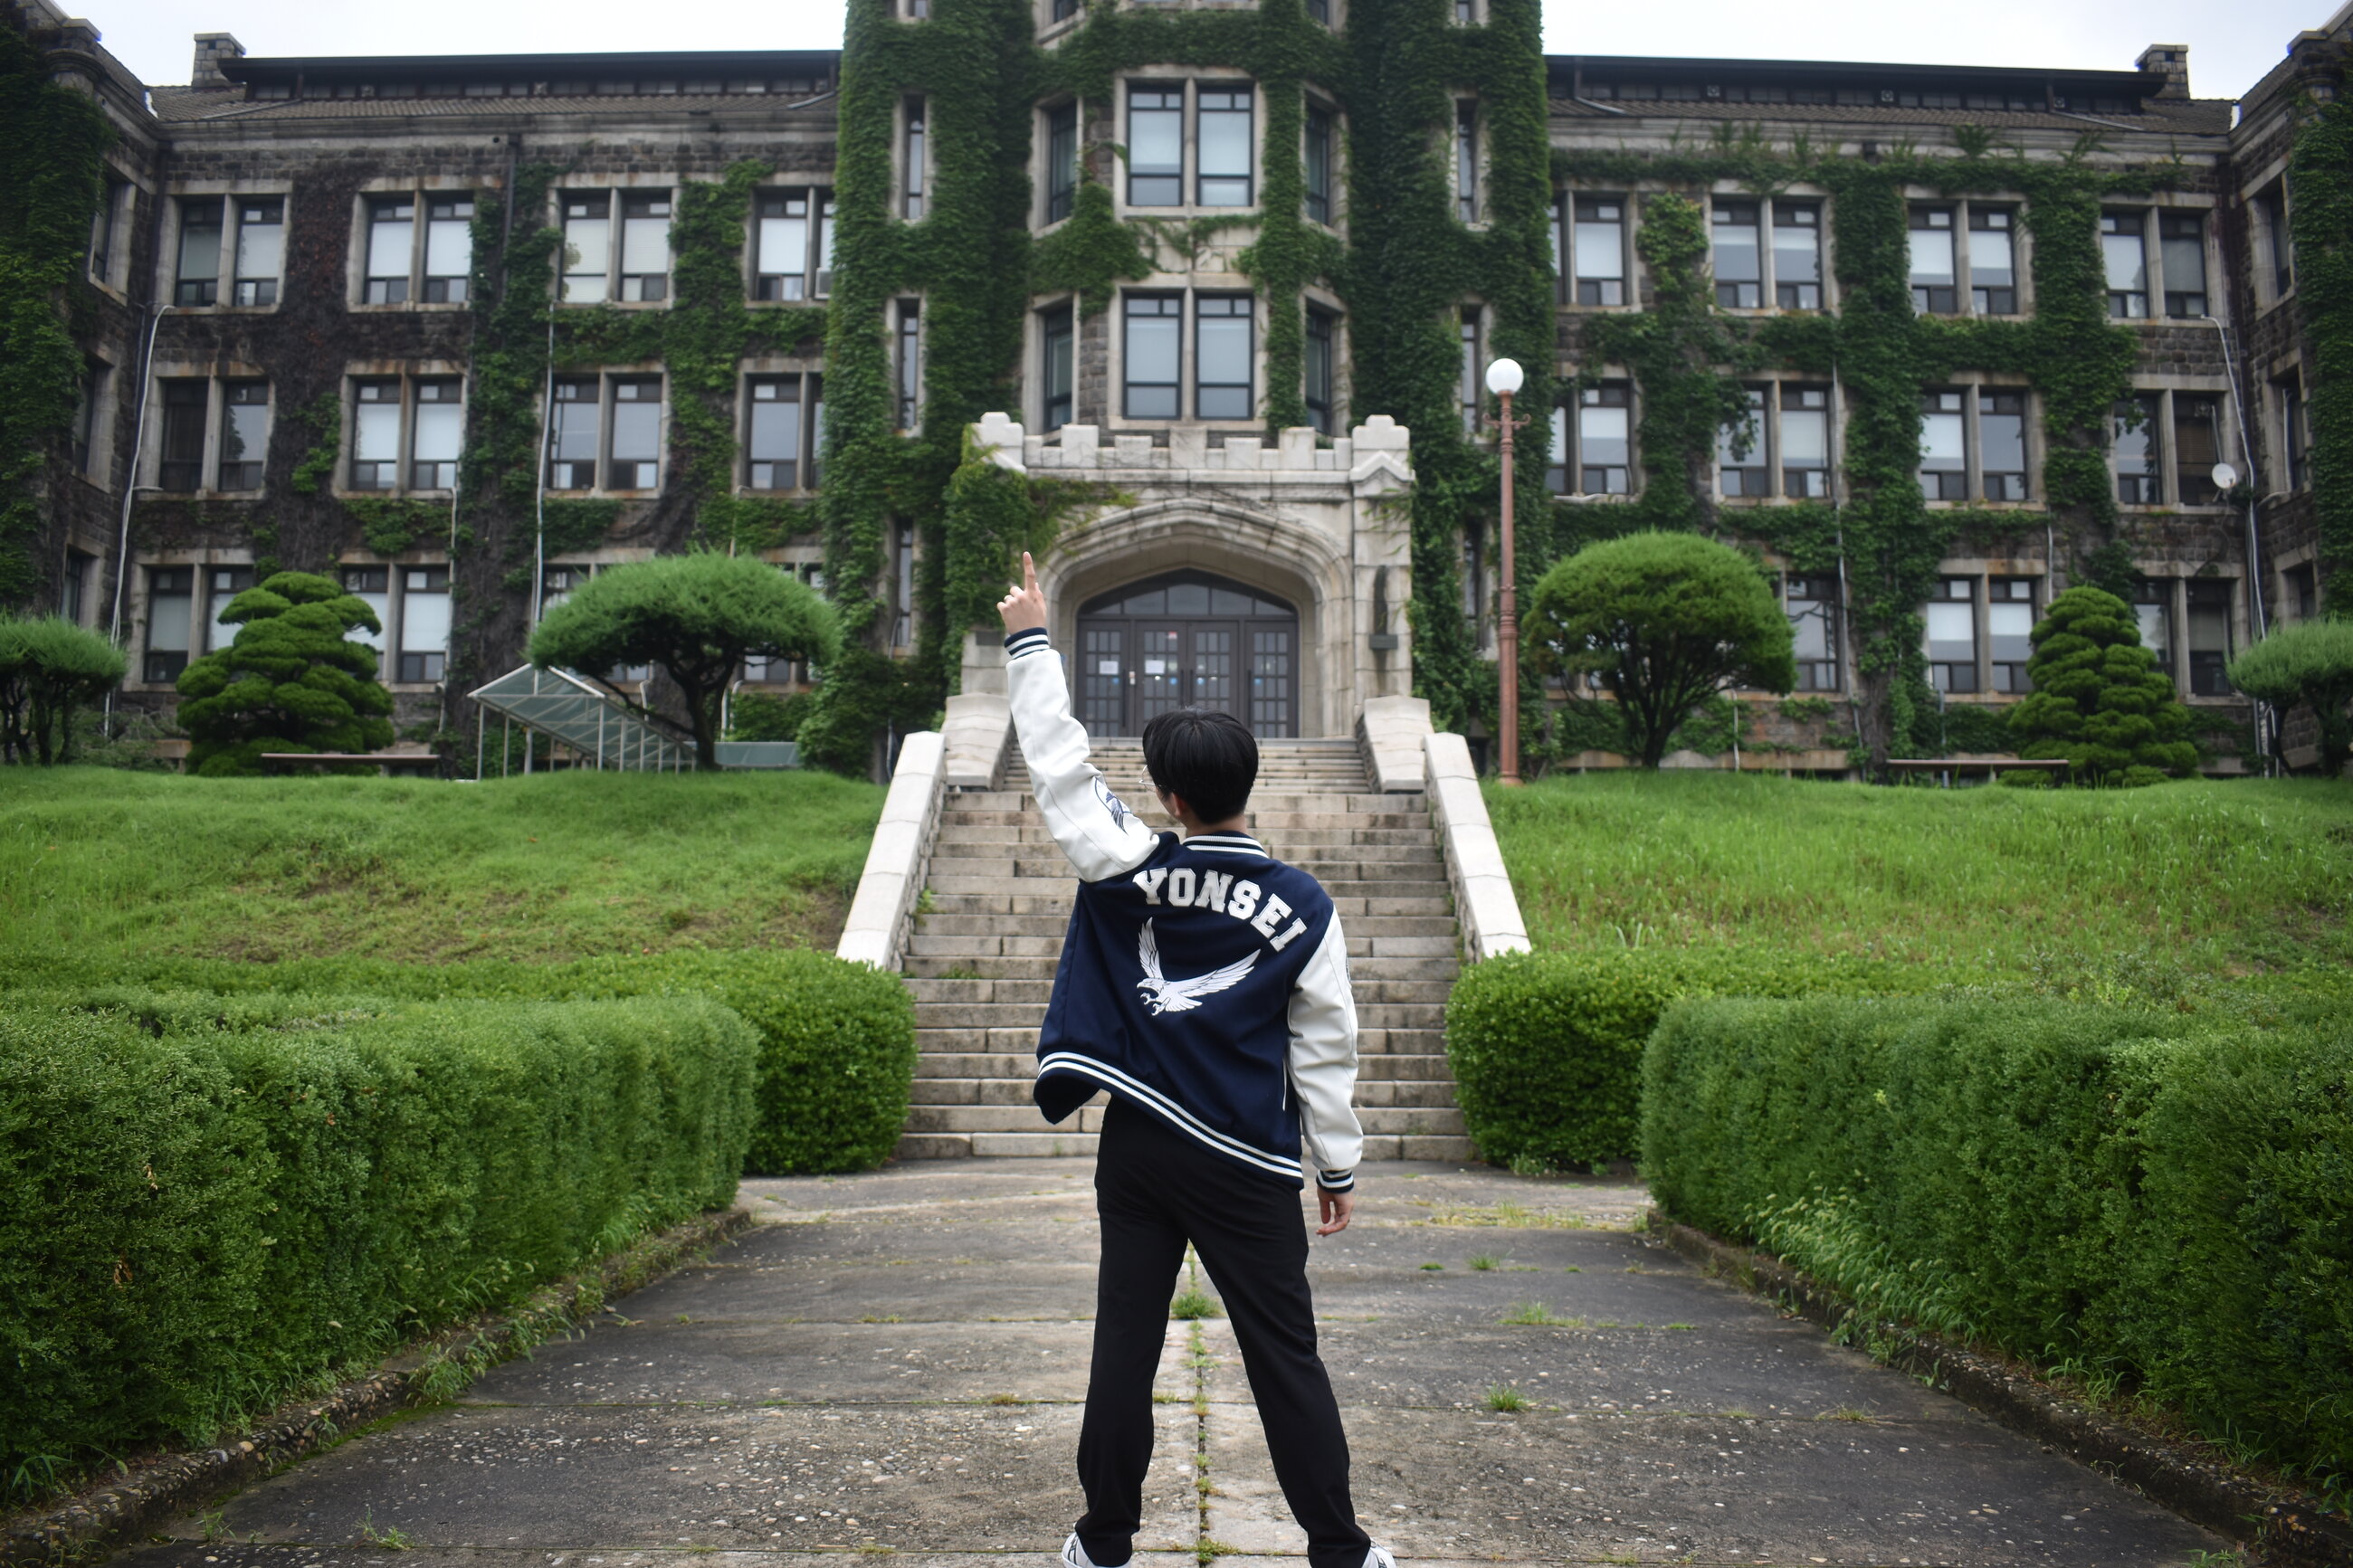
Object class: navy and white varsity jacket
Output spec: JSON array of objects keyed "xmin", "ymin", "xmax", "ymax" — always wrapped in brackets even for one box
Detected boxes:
[{"xmin": 1004, "ymin": 625, "xmax": 1363, "ymax": 1193}]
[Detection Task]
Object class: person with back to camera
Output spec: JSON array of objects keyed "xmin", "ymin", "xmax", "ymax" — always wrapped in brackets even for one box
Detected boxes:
[{"xmin": 994, "ymin": 553, "xmax": 1396, "ymax": 1568}]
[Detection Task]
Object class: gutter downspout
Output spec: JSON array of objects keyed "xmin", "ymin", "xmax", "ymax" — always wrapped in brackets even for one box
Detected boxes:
[
  {"xmin": 104, "ymin": 303, "xmax": 169, "ymax": 729},
  {"xmin": 2205, "ymin": 313, "xmax": 2274, "ymax": 767}
]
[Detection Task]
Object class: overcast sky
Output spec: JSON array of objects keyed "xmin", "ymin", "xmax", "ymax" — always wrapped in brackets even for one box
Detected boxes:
[{"xmin": 80, "ymin": 0, "xmax": 2336, "ymax": 105}]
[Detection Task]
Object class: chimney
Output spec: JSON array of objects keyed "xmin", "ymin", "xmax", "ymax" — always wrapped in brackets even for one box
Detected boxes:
[
  {"xmin": 2136, "ymin": 43, "xmax": 2190, "ymax": 99},
  {"xmin": 191, "ymin": 32, "xmax": 243, "ymax": 89}
]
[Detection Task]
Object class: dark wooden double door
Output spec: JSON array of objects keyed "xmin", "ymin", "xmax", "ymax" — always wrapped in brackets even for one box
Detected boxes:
[{"xmin": 1074, "ymin": 571, "xmax": 1300, "ymax": 738}]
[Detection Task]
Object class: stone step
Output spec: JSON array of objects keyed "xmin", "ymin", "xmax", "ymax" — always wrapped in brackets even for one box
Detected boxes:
[
  {"xmin": 933, "ymin": 826, "xmax": 1440, "ymax": 849},
  {"xmin": 934, "ymin": 842, "xmax": 1446, "ymax": 868},
  {"xmin": 907, "ymin": 965, "xmax": 1457, "ymax": 994},
  {"xmin": 907, "ymin": 931, "xmax": 1460, "ymax": 962},
  {"xmin": 906, "ymin": 1103, "xmax": 1110, "ymax": 1134},
  {"xmin": 951, "ymin": 792, "xmax": 1410, "ymax": 813},
  {"xmin": 912, "ymin": 912, "xmax": 1460, "ymax": 941},
  {"xmin": 1360, "ymin": 1135, "xmax": 1479, "ymax": 1163},
  {"xmin": 940, "ymin": 810, "xmax": 1430, "ymax": 831},
  {"xmin": 923, "ymin": 892, "xmax": 1454, "ymax": 918},
  {"xmin": 971, "ymin": 857, "xmax": 1444, "ymax": 881},
  {"xmin": 911, "ymin": 1037, "xmax": 1448, "ymax": 1072},
  {"xmin": 910, "ymin": 999, "xmax": 1449, "ymax": 1033}
]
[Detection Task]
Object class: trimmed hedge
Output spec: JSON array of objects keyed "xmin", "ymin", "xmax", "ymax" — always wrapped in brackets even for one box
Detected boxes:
[
  {"xmin": 0, "ymin": 993, "xmax": 756, "ymax": 1478},
  {"xmin": 1643, "ymin": 995, "xmax": 2352, "ymax": 1495},
  {"xmin": 1443, "ymin": 949, "xmax": 1915, "ymax": 1170},
  {"xmin": 2, "ymin": 947, "xmax": 917, "ymax": 1174}
]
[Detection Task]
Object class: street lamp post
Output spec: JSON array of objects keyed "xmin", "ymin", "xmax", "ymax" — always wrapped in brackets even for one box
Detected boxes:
[{"xmin": 1484, "ymin": 357, "xmax": 1528, "ymax": 786}]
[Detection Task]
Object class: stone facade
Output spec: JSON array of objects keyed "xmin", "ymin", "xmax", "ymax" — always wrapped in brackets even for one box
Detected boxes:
[{"xmin": 12, "ymin": 0, "xmax": 2348, "ymax": 765}]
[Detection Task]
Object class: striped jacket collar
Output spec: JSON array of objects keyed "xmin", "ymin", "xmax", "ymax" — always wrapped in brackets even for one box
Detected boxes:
[{"xmin": 1180, "ymin": 832, "xmax": 1268, "ymax": 857}]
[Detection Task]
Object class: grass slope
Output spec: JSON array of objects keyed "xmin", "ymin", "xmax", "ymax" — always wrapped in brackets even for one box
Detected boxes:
[
  {"xmin": 1490, "ymin": 773, "xmax": 2353, "ymax": 975},
  {"xmin": 0, "ymin": 767, "xmax": 885, "ymax": 966}
]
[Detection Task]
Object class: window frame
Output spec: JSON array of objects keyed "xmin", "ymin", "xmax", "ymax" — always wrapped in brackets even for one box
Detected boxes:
[
  {"xmin": 752, "ymin": 185, "xmax": 832, "ymax": 302},
  {"xmin": 545, "ymin": 374, "xmax": 668, "ymax": 494},
  {"xmin": 1454, "ymin": 100, "xmax": 1479, "ymax": 225},
  {"xmin": 895, "ymin": 299, "xmax": 923, "ymax": 432},
  {"xmin": 2101, "ymin": 209, "xmax": 2151, "ymax": 320},
  {"xmin": 1716, "ymin": 384, "xmax": 1768, "ymax": 497},
  {"xmin": 1193, "ymin": 292, "xmax": 1254, "ymax": 421},
  {"xmin": 1917, "ymin": 388, "xmax": 1968, "ymax": 502},
  {"xmin": 170, "ymin": 192, "xmax": 290, "ymax": 310},
  {"xmin": 2157, "ymin": 209, "xmax": 2210, "ymax": 319},
  {"xmin": 1196, "ymin": 84, "xmax": 1254, "ymax": 209},
  {"xmin": 1565, "ymin": 193, "xmax": 1629, "ymax": 307},
  {"xmin": 1125, "ymin": 82, "xmax": 1186, "ymax": 208},
  {"xmin": 1923, "ymin": 575, "xmax": 1980, "ymax": 695},
  {"xmin": 557, "ymin": 187, "xmax": 675, "ymax": 306},
  {"xmin": 142, "ymin": 564, "xmax": 196, "ymax": 684},
  {"xmin": 1041, "ymin": 303, "xmax": 1077, "ymax": 433},
  {"xmin": 1303, "ymin": 305, "xmax": 1338, "ymax": 434},
  {"xmin": 216, "ymin": 380, "xmax": 270, "ymax": 492},
  {"xmin": 743, "ymin": 372, "xmax": 820, "ymax": 491},
  {"xmin": 395, "ymin": 564, "xmax": 453, "ymax": 684},
  {"xmin": 1304, "ymin": 102, "xmax": 1335, "ymax": 226},
  {"xmin": 901, "ymin": 97, "xmax": 929, "ymax": 221},
  {"xmin": 1044, "ymin": 102, "xmax": 1080, "ymax": 225},
  {"xmin": 1784, "ymin": 572, "xmax": 1843, "ymax": 693},
  {"xmin": 1554, "ymin": 379, "xmax": 1634, "ymax": 498},
  {"xmin": 1121, "ymin": 291, "xmax": 1184, "ymax": 421}
]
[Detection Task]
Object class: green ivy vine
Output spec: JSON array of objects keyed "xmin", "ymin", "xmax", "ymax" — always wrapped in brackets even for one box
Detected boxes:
[
  {"xmin": 2290, "ymin": 90, "xmax": 2353, "ymax": 573},
  {"xmin": 1555, "ymin": 133, "xmax": 2166, "ymax": 762},
  {"xmin": 0, "ymin": 18, "xmax": 113, "ymax": 603}
]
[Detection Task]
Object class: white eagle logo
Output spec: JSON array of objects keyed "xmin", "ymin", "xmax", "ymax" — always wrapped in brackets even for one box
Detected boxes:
[{"xmin": 1135, "ymin": 918, "xmax": 1257, "ymax": 1015}]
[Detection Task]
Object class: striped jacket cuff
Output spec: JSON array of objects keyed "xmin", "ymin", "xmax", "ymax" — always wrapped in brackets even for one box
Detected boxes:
[
  {"xmin": 1005, "ymin": 627, "xmax": 1052, "ymax": 660},
  {"xmin": 1317, "ymin": 1168, "xmax": 1356, "ymax": 1193}
]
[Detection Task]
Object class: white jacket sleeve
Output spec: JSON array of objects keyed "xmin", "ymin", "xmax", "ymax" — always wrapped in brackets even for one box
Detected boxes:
[
  {"xmin": 1288, "ymin": 913, "xmax": 1363, "ymax": 1191},
  {"xmin": 1004, "ymin": 627, "xmax": 1162, "ymax": 883}
]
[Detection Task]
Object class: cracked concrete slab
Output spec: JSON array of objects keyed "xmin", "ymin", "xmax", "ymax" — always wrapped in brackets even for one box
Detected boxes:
[{"xmin": 118, "ymin": 1158, "xmax": 2224, "ymax": 1568}]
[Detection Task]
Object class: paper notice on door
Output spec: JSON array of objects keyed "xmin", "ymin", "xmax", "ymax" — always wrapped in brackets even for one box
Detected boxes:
[
  {"xmin": 1098, "ymin": 660, "xmax": 1119, "ymax": 676},
  {"xmin": 1143, "ymin": 659, "xmax": 1167, "ymax": 675}
]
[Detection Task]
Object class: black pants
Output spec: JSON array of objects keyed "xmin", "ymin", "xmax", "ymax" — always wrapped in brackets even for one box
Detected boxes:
[{"xmin": 1076, "ymin": 1098, "xmax": 1369, "ymax": 1568}]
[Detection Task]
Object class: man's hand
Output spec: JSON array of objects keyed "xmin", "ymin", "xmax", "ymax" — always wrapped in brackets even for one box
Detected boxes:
[
  {"xmin": 1316, "ymin": 1188, "xmax": 1354, "ymax": 1237},
  {"xmin": 996, "ymin": 551, "xmax": 1047, "ymax": 637}
]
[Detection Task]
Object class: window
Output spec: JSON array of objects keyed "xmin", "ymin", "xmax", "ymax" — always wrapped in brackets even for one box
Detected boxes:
[
  {"xmin": 1785, "ymin": 575, "xmax": 1840, "ymax": 692},
  {"xmin": 424, "ymin": 195, "xmax": 472, "ymax": 301},
  {"xmin": 809, "ymin": 375, "xmax": 826, "ymax": 486},
  {"xmin": 2284, "ymin": 562, "xmax": 2319, "ymax": 622},
  {"xmin": 1124, "ymin": 294, "xmax": 1181, "ymax": 418},
  {"xmin": 538, "ymin": 564, "xmax": 588, "ymax": 617},
  {"xmin": 1046, "ymin": 103, "xmax": 1079, "ymax": 224},
  {"xmin": 1043, "ymin": 306, "xmax": 1076, "ymax": 432},
  {"xmin": 1925, "ymin": 576, "xmax": 1977, "ymax": 693},
  {"xmin": 1052, "ymin": 0, "xmax": 1079, "ymax": 22},
  {"xmin": 88, "ymin": 176, "xmax": 128, "ymax": 285},
  {"xmin": 2279, "ymin": 378, "xmax": 2308, "ymax": 490},
  {"xmin": 397, "ymin": 565, "xmax": 451, "ymax": 682},
  {"xmin": 412, "ymin": 380, "xmax": 462, "ymax": 489},
  {"xmin": 60, "ymin": 551, "xmax": 90, "ymax": 624},
  {"xmin": 219, "ymin": 382, "xmax": 268, "ymax": 490},
  {"xmin": 1988, "ymin": 577, "xmax": 2035, "ymax": 692},
  {"xmin": 158, "ymin": 380, "xmax": 206, "ymax": 491},
  {"xmin": 1458, "ymin": 310, "xmax": 1481, "ymax": 433},
  {"xmin": 746, "ymin": 376, "xmax": 805, "ymax": 489},
  {"xmin": 1773, "ymin": 204, "xmax": 1821, "ymax": 309},
  {"xmin": 2158, "ymin": 212, "xmax": 2207, "ymax": 318},
  {"xmin": 1304, "ymin": 307, "xmax": 1336, "ymax": 434},
  {"xmin": 71, "ymin": 362, "xmax": 106, "ymax": 478},
  {"xmin": 1979, "ymin": 390, "xmax": 2027, "ymax": 500},
  {"xmin": 1717, "ymin": 386, "xmax": 1766, "ymax": 497},
  {"xmin": 1968, "ymin": 208, "xmax": 2016, "ymax": 314},
  {"xmin": 205, "ymin": 565, "xmax": 255, "ymax": 651},
  {"xmin": 1304, "ymin": 104, "xmax": 1334, "ymax": 225},
  {"xmin": 175, "ymin": 197, "xmax": 224, "ymax": 306},
  {"xmin": 1454, "ymin": 102, "xmax": 1478, "ymax": 223},
  {"xmin": 2174, "ymin": 394, "xmax": 2223, "ymax": 505},
  {"xmin": 610, "ymin": 379, "xmax": 662, "ymax": 488},
  {"xmin": 561, "ymin": 194, "xmax": 613, "ymax": 303},
  {"xmin": 2258, "ymin": 186, "xmax": 2292, "ymax": 301},
  {"xmin": 548, "ymin": 378, "xmax": 600, "ymax": 489},
  {"xmin": 365, "ymin": 196, "xmax": 414, "ymax": 302},
  {"xmin": 353, "ymin": 380, "xmax": 402, "ymax": 489},
  {"xmin": 144, "ymin": 566, "xmax": 195, "ymax": 682},
  {"xmin": 1919, "ymin": 390, "xmax": 1966, "ymax": 500},
  {"xmin": 896, "ymin": 299, "xmax": 922, "ymax": 431},
  {"xmin": 619, "ymin": 194, "xmax": 671, "ymax": 301},
  {"xmin": 1570, "ymin": 382, "xmax": 1631, "ymax": 496},
  {"xmin": 892, "ymin": 523, "xmax": 915, "ymax": 648},
  {"xmin": 1712, "ymin": 201, "xmax": 1761, "ymax": 308},
  {"xmin": 1195, "ymin": 296, "xmax": 1252, "ymax": 420},
  {"xmin": 1780, "ymin": 385, "xmax": 1830, "ymax": 497},
  {"xmin": 2113, "ymin": 395, "xmax": 2160, "ymax": 503},
  {"xmin": 1128, "ymin": 86, "xmax": 1183, "ymax": 206},
  {"xmin": 232, "ymin": 198, "xmax": 282, "ymax": 306},
  {"xmin": 755, "ymin": 189, "xmax": 819, "ymax": 299},
  {"xmin": 2101, "ymin": 212, "xmax": 2148, "ymax": 318},
  {"xmin": 1198, "ymin": 87, "xmax": 1253, "ymax": 207},
  {"xmin": 1571, "ymin": 196, "xmax": 1625, "ymax": 305},
  {"xmin": 903, "ymin": 100, "xmax": 927, "ymax": 220},
  {"xmin": 2132, "ymin": 579, "xmax": 2174, "ymax": 679},
  {"xmin": 1306, "ymin": 0, "xmax": 1328, "ymax": 21},
  {"xmin": 2186, "ymin": 580, "xmax": 2232, "ymax": 696},
  {"xmin": 344, "ymin": 565, "xmax": 389, "ymax": 652},
  {"xmin": 1909, "ymin": 207, "xmax": 1957, "ymax": 313}
]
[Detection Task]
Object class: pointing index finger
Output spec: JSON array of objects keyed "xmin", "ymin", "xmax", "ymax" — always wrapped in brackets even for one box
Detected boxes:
[{"xmin": 1023, "ymin": 552, "xmax": 1040, "ymax": 596}]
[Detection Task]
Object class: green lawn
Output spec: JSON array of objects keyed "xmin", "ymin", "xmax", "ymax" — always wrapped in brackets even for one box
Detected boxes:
[
  {"xmin": 0, "ymin": 767, "xmax": 885, "ymax": 967},
  {"xmin": 1488, "ymin": 772, "xmax": 2353, "ymax": 976}
]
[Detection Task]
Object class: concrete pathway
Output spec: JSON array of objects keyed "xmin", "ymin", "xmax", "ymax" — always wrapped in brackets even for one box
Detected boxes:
[{"xmin": 122, "ymin": 1160, "xmax": 2225, "ymax": 1568}]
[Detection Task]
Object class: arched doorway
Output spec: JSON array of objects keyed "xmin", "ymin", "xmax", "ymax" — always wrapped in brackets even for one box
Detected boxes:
[{"xmin": 1073, "ymin": 570, "xmax": 1300, "ymax": 738}]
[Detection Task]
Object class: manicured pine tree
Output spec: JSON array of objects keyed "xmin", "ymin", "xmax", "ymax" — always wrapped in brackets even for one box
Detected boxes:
[
  {"xmin": 175, "ymin": 572, "xmax": 395, "ymax": 776},
  {"xmin": 2225, "ymin": 614, "xmax": 2353, "ymax": 776},
  {"xmin": 2006, "ymin": 585, "xmax": 2196, "ymax": 785}
]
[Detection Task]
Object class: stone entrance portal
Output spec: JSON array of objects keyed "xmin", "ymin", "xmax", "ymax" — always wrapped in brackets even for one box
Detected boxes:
[{"xmin": 1073, "ymin": 570, "xmax": 1299, "ymax": 738}]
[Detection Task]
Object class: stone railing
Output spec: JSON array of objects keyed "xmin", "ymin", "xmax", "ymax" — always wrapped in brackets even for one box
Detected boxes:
[
  {"xmin": 941, "ymin": 692, "xmax": 1012, "ymax": 789},
  {"xmin": 1423, "ymin": 731, "xmax": 1532, "ymax": 962},
  {"xmin": 1358, "ymin": 694, "xmax": 1432, "ymax": 794},
  {"xmin": 835, "ymin": 730, "xmax": 947, "ymax": 971},
  {"xmin": 971, "ymin": 411, "xmax": 1414, "ymax": 484}
]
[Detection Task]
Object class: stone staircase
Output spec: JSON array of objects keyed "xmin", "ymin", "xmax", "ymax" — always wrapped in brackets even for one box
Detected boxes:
[{"xmin": 897, "ymin": 737, "xmax": 1474, "ymax": 1163}]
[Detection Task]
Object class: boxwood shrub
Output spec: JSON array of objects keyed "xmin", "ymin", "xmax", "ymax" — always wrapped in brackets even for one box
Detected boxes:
[
  {"xmin": 1443, "ymin": 949, "xmax": 1913, "ymax": 1169},
  {"xmin": 1643, "ymin": 994, "xmax": 2352, "ymax": 1496},
  {"xmin": 5, "ymin": 947, "xmax": 917, "ymax": 1174},
  {"xmin": 0, "ymin": 993, "xmax": 756, "ymax": 1481}
]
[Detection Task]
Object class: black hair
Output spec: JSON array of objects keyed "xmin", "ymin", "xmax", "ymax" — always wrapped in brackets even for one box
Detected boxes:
[{"xmin": 1140, "ymin": 708, "xmax": 1258, "ymax": 823}]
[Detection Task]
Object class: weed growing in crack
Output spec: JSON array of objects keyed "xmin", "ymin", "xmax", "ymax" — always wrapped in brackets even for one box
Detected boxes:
[{"xmin": 1483, "ymin": 1384, "xmax": 1530, "ymax": 1411}]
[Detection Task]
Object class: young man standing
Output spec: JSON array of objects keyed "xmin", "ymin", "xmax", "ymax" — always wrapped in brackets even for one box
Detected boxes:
[{"xmin": 995, "ymin": 555, "xmax": 1393, "ymax": 1568}]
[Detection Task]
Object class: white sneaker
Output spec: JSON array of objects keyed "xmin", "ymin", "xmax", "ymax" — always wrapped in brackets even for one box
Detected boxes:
[
  {"xmin": 1362, "ymin": 1547, "xmax": 1398, "ymax": 1568},
  {"xmin": 1061, "ymin": 1535, "xmax": 1101, "ymax": 1568}
]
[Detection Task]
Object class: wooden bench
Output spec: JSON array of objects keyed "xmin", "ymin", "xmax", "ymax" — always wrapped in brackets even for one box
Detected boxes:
[
  {"xmin": 1883, "ymin": 756, "xmax": 2071, "ymax": 786},
  {"xmin": 260, "ymin": 752, "xmax": 444, "ymax": 777}
]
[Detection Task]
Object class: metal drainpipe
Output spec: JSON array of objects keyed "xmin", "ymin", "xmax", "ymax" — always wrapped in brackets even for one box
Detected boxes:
[
  {"xmin": 104, "ymin": 304, "xmax": 169, "ymax": 726},
  {"xmin": 2203, "ymin": 314, "xmax": 2273, "ymax": 766},
  {"xmin": 1828, "ymin": 355, "xmax": 1865, "ymax": 771}
]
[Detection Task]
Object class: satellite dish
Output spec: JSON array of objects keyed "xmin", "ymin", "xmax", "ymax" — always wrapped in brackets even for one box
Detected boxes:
[{"xmin": 2211, "ymin": 462, "xmax": 2240, "ymax": 491}]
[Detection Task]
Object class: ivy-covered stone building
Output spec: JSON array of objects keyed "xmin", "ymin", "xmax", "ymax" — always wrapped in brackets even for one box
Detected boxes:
[{"xmin": 11, "ymin": 0, "xmax": 2352, "ymax": 773}]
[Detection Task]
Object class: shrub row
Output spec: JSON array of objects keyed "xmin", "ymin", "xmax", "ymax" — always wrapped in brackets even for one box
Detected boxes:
[
  {"xmin": 1443, "ymin": 949, "xmax": 1920, "ymax": 1170},
  {"xmin": 1643, "ymin": 995, "xmax": 2352, "ymax": 1495},
  {"xmin": 2, "ymin": 947, "xmax": 917, "ymax": 1174},
  {"xmin": 0, "ymin": 992, "xmax": 757, "ymax": 1479}
]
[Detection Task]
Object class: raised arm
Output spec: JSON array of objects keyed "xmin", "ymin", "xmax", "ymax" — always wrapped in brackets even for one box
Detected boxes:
[{"xmin": 998, "ymin": 553, "xmax": 1161, "ymax": 883}]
